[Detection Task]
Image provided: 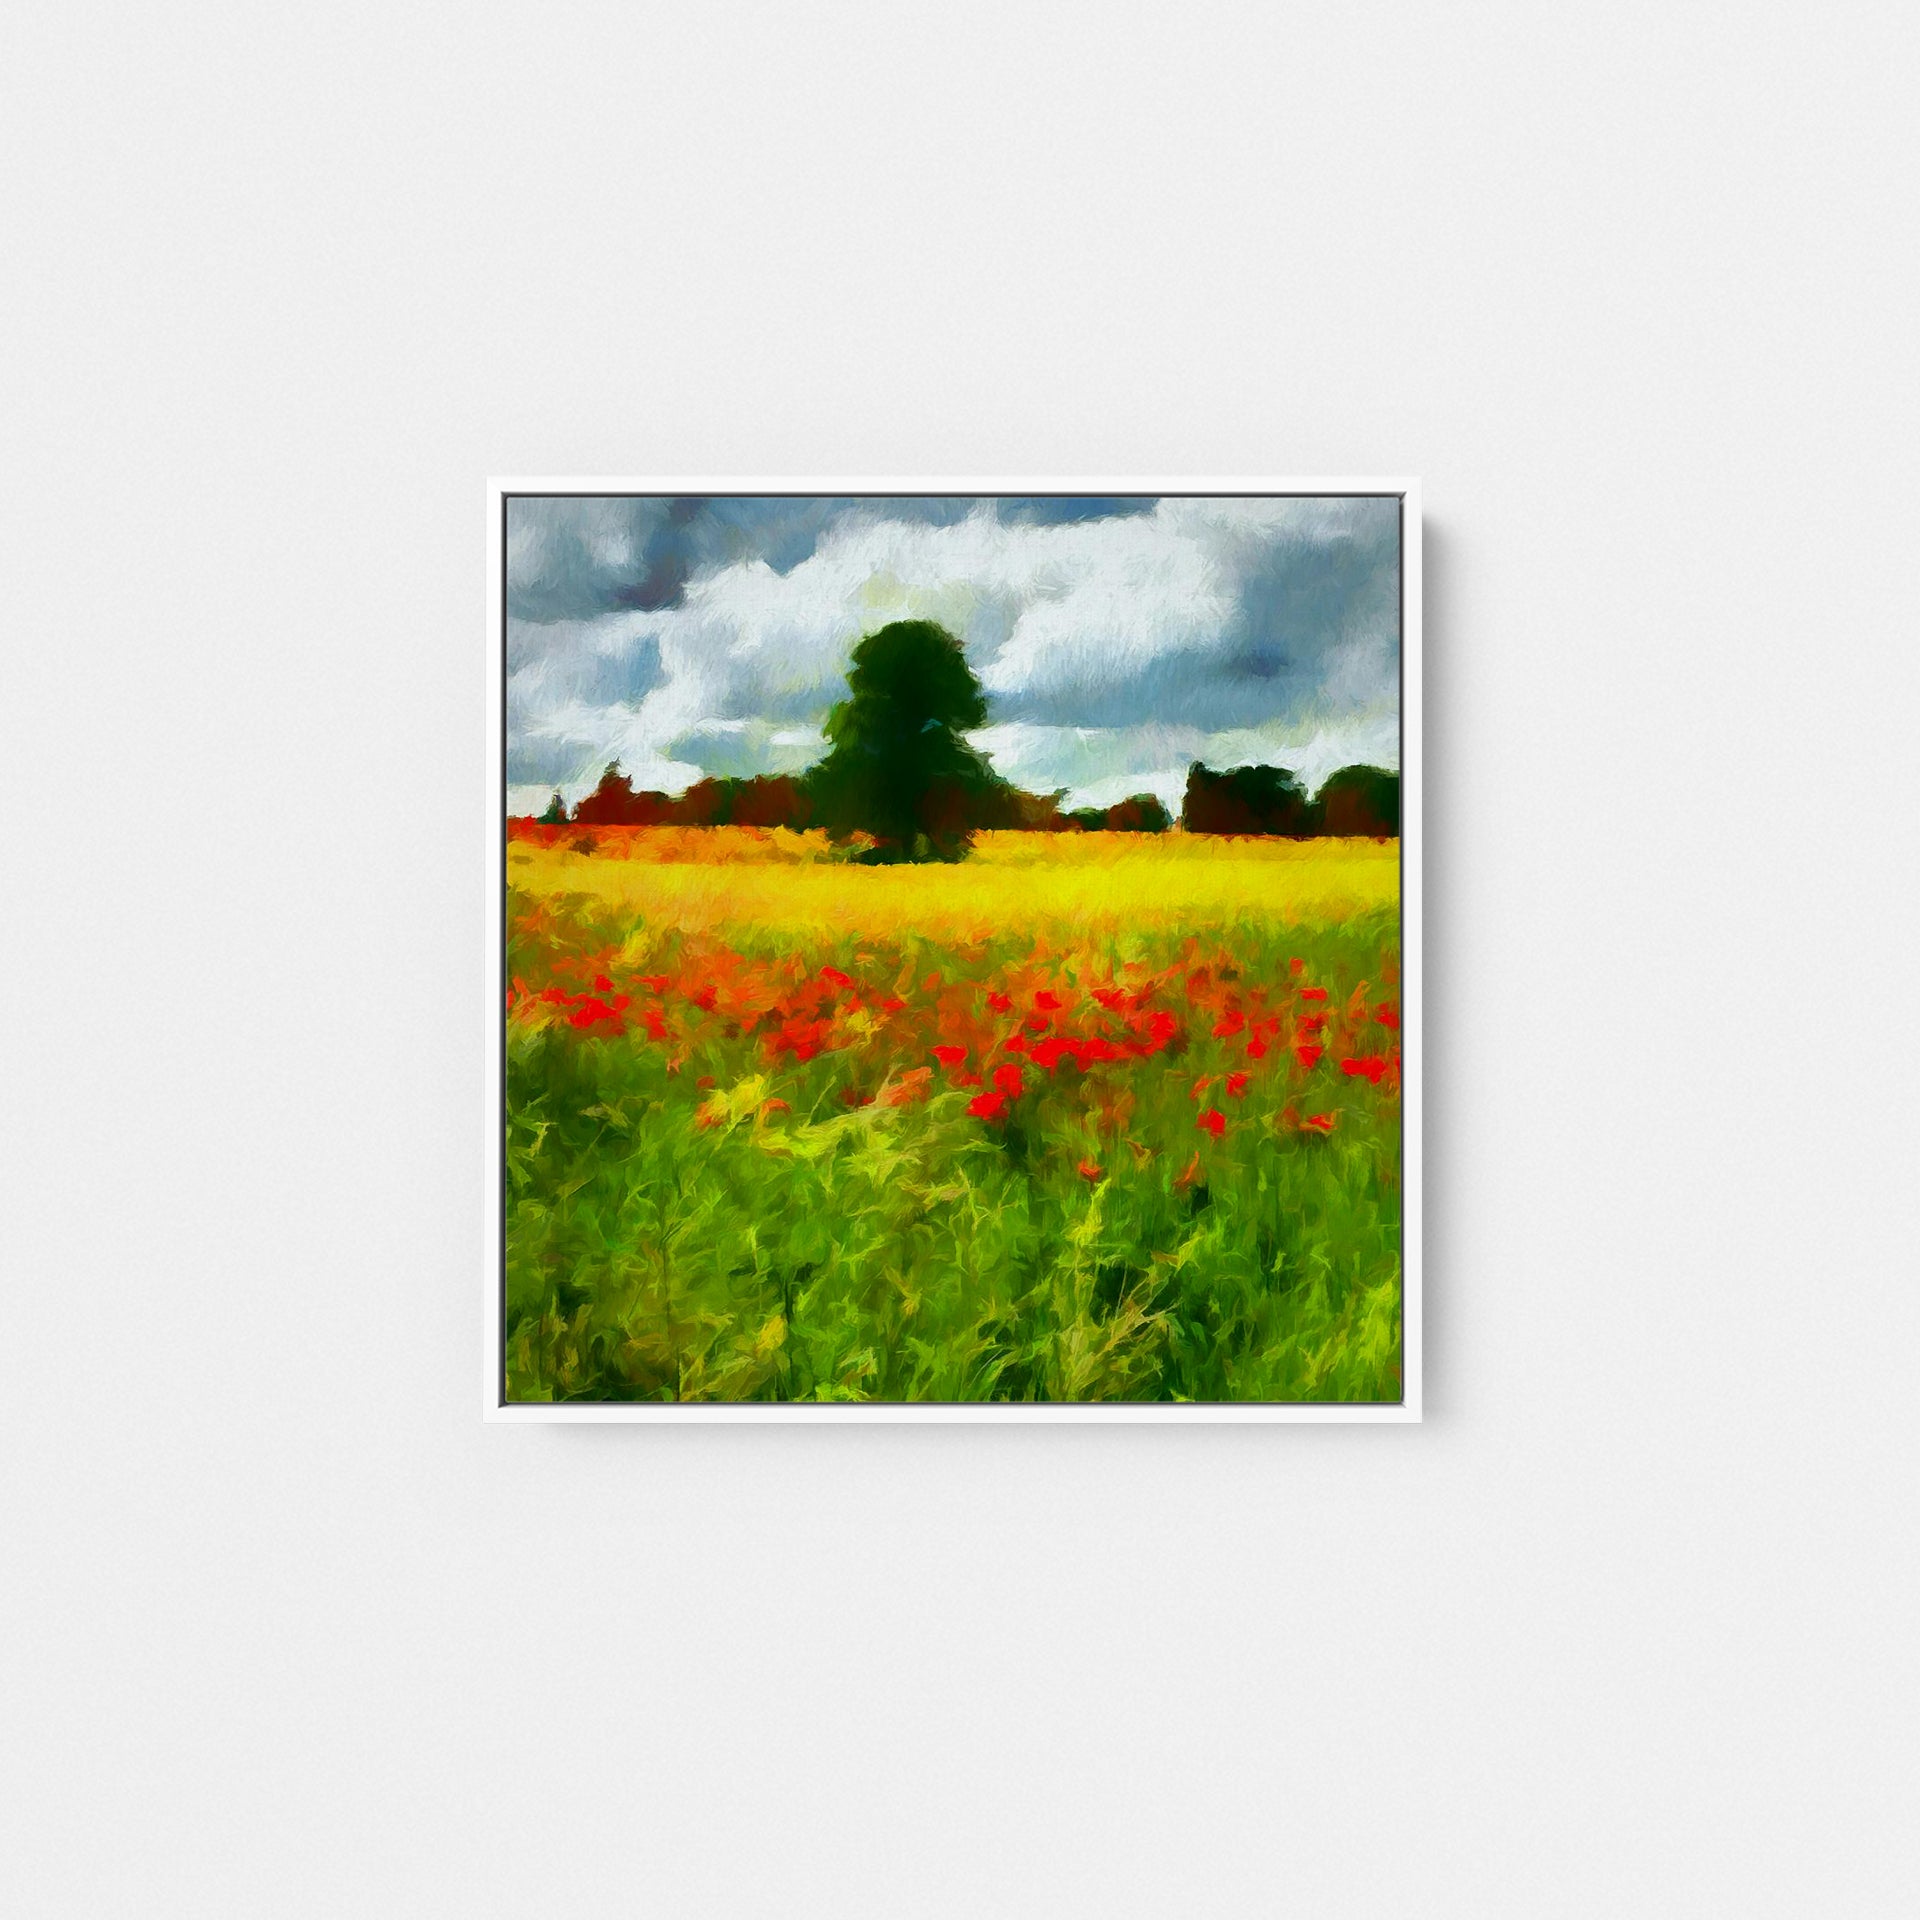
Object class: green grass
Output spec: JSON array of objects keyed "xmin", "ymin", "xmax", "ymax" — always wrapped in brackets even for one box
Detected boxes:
[{"xmin": 504, "ymin": 897, "xmax": 1402, "ymax": 1404}]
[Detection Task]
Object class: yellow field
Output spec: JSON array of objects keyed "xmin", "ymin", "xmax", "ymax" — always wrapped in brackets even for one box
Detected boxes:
[{"xmin": 506, "ymin": 828, "xmax": 1400, "ymax": 940}]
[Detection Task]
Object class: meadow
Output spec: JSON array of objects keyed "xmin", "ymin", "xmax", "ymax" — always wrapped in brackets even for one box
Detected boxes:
[{"xmin": 504, "ymin": 828, "xmax": 1403, "ymax": 1403}]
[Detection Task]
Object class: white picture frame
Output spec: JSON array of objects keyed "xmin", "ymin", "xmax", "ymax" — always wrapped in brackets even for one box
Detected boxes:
[{"xmin": 486, "ymin": 479, "xmax": 1421, "ymax": 1422}]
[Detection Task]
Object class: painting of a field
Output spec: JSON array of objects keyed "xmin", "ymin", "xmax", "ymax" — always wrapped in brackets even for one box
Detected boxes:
[{"xmin": 497, "ymin": 490, "xmax": 1412, "ymax": 1408}]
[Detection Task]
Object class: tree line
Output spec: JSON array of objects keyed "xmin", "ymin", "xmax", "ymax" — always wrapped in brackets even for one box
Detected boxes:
[
  {"xmin": 537, "ymin": 758, "xmax": 1395, "ymax": 838},
  {"xmin": 521, "ymin": 619, "xmax": 1398, "ymax": 855}
]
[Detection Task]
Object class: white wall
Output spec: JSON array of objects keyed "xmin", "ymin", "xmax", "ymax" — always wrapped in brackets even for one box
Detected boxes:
[{"xmin": 4, "ymin": 3, "xmax": 1915, "ymax": 1913}]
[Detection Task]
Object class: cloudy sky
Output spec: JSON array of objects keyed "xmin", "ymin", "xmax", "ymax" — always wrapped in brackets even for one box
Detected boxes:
[{"xmin": 504, "ymin": 494, "xmax": 1402, "ymax": 817}]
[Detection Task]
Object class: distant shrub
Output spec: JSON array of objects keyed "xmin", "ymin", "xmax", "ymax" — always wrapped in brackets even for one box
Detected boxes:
[
  {"xmin": 1179, "ymin": 763, "xmax": 1400, "ymax": 837},
  {"xmin": 1315, "ymin": 766, "xmax": 1399, "ymax": 836},
  {"xmin": 1103, "ymin": 794, "xmax": 1171, "ymax": 833},
  {"xmin": 674, "ymin": 776, "xmax": 815, "ymax": 830},
  {"xmin": 1181, "ymin": 762, "xmax": 1315, "ymax": 836},
  {"xmin": 573, "ymin": 765, "xmax": 672, "ymax": 826}
]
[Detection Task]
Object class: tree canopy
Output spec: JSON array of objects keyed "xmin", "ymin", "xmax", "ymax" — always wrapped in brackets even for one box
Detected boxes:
[
  {"xmin": 1314, "ymin": 765, "xmax": 1399, "ymax": 836},
  {"xmin": 1182, "ymin": 761, "xmax": 1315, "ymax": 836},
  {"xmin": 1179, "ymin": 761, "xmax": 1399, "ymax": 836},
  {"xmin": 807, "ymin": 619, "xmax": 1005, "ymax": 861}
]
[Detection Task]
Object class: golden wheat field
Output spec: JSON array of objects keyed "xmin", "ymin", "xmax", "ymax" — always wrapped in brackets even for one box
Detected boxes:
[{"xmin": 505, "ymin": 826, "xmax": 1399, "ymax": 940}]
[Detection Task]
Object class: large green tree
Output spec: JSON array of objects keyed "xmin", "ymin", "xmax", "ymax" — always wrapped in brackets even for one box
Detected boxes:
[{"xmin": 808, "ymin": 619, "xmax": 1004, "ymax": 861}]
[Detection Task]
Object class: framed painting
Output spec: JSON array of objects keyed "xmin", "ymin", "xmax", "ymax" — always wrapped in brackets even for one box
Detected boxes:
[{"xmin": 487, "ymin": 480, "xmax": 1420, "ymax": 1420}]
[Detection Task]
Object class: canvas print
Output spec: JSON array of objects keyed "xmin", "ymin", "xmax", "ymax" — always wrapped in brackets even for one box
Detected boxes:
[{"xmin": 495, "ymin": 486, "xmax": 1416, "ymax": 1413}]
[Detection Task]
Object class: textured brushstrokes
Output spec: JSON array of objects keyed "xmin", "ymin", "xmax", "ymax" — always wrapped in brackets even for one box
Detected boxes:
[{"xmin": 502, "ymin": 493, "xmax": 1403, "ymax": 1403}]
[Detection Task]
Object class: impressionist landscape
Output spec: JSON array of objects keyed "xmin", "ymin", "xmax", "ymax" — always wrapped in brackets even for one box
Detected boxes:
[{"xmin": 502, "ymin": 494, "xmax": 1406, "ymax": 1404}]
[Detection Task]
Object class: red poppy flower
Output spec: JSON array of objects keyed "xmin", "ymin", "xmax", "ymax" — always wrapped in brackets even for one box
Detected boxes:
[
  {"xmin": 1299, "ymin": 986, "xmax": 1329, "ymax": 1003},
  {"xmin": 1342, "ymin": 1055, "xmax": 1391, "ymax": 1085},
  {"xmin": 767, "ymin": 1016, "xmax": 830, "ymax": 1062},
  {"xmin": 1196, "ymin": 1108, "xmax": 1226, "ymax": 1139},
  {"xmin": 967, "ymin": 1090, "xmax": 1007, "ymax": 1120},
  {"xmin": 1246, "ymin": 1033, "xmax": 1270, "ymax": 1060},
  {"xmin": 1135, "ymin": 1009, "xmax": 1179, "ymax": 1054},
  {"xmin": 593, "ymin": 974, "xmax": 614, "ymax": 992},
  {"xmin": 1295, "ymin": 1042, "xmax": 1323, "ymax": 1071},
  {"xmin": 1076, "ymin": 1158, "xmax": 1103, "ymax": 1182},
  {"xmin": 992, "ymin": 1063, "xmax": 1025, "ymax": 1098},
  {"xmin": 1301, "ymin": 1112, "xmax": 1336, "ymax": 1135},
  {"xmin": 1029, "ymin": 1037, "xmax": 1071, "ymax": 1071},
  {"xmin": 1190, "ymin": 1074, "xmax": 1215, "ymax": 1102},
  {"xmin": 881, "ymin": 996, "xmax": 907, "ymax": 1013},
  {"xmin": 932, "ymin": 1045, "xmax": 967, "ymax": 1068},
  {"xmin": 1289, "ymin": 957, "xmax": 1305, "ymax": 976},
  {"xmin": 1033, "ymin": 989, "xmax": 1064, "ymax": 1013},
  {"xmin": 1225, "ymin": 1071, "xmax": 1249, "ymax": 1098},
  {"xmin": 638, "ymin": 975, "xmax": 669, "ymax": 993},
  {"xmin": 1003, "ymin": 1033, "xmax": 1030, "ymax": 1055},
  {"xmin": 1211, "ymin": 1010, "xmax": 1246, "ymax": 1039},
  {"xmin": 820, "ymin": 966, "xmax": 853, "ymax": 989},
  {"xmin": 1375, "ymin": 1004, "xmax": 1400, "ymax": 1030},
  {"xmin": 986, "ymin": 990, "xmax": 1013, "ymax": 1013}
]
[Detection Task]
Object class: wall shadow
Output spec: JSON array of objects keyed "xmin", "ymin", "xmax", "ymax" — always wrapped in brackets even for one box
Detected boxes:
[{"xmin": 1416, "ymin": 514, "xmax": 1459, "ymax": 1424}]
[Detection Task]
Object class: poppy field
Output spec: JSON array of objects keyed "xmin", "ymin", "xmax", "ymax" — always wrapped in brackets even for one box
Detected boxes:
[{"xmin": 503, "ymin": 829, "xmax": 1404, "ymax": 1403}]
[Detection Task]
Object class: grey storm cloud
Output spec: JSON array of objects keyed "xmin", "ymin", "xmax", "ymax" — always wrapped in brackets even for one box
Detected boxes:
[
  {"xmin": 504, "ymin": 494, "xmax": 1402, "ymax": 815},
  {"xmin": 506, "ymin": 496, "xmax": 981, "ymax": 623}
]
